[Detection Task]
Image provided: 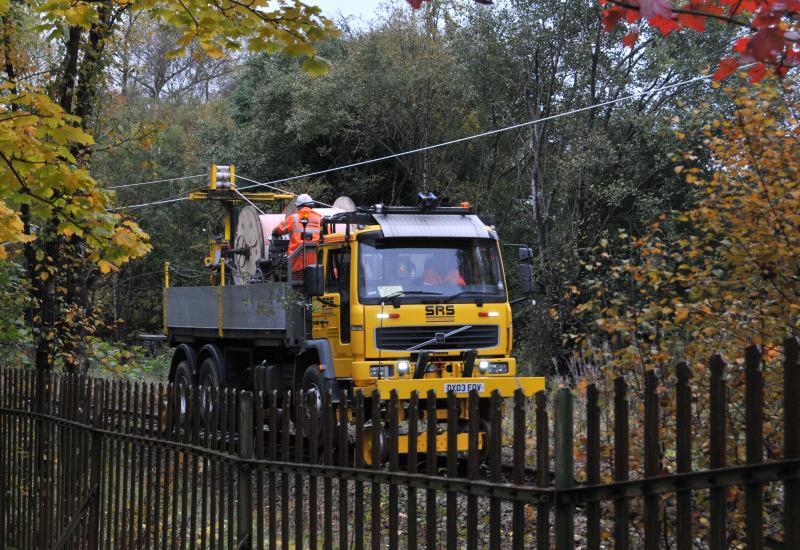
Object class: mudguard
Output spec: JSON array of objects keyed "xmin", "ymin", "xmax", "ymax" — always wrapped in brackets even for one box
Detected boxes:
[
  {"xmin": 197, "ymin": 343, "xmax": 226, "ymax": 383},
  {"xmin": 299, "ymin": 339, "xmax": 341, "ymax": 399},
  {"xmin": 169, "ymin": 343, "xmax": 198, "ymax": 382}
]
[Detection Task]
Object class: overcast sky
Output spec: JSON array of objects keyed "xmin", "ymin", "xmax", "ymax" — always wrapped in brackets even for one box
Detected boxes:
[{"xmin": 312, "ymin": 0, "xmax": 389, "ymax": 23}]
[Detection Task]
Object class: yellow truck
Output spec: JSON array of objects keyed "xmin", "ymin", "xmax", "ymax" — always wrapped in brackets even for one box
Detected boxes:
[{"xmin": 164, "ymin": 172, "xmax": 544, "ymax": 459}]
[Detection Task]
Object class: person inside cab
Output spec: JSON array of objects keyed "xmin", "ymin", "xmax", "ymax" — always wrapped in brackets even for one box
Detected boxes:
[
  {"xmin": 272, "ymin": 194, "xmax": 321, "ymax": 276},
  {"xmin": 421, "ymin": 255, "xmax": 465, "ymax": 286}
]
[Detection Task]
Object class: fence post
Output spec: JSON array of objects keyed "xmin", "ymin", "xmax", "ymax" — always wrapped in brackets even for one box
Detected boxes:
[
  {"xmin": 614, "ymin": 377, "xmax": 629, "ymax": 550},
  {"xmin": 86, "ymin": 378, "xmax": 105, "ymax": 550},
  {"xmin": 585, "ymin": 384, "xmax": 600, "ymax": 550},
  {"xmin": 744, "ymin": 345, "xmax": 764, "ymax": 550},
  {"xmin": 784, "ymin": 337, "xmax": 800, "ymax": 548},
  {"xmin": 237, "ymin": 391, "xmax": 254, "ymax": 550},
  {"xmin": 554, "ymin": 387, "xmax": 574, "ymax": 550},
  {"xmin": 535, "ymin": 390, "xmax": 550, "ymax": 550},
  {"xmin": 675, "ymin": 362, "xmax": 692, "ymax": 550},
  {"xmin": 644, "ymin": 370, "xmax": 660, "ymax": 550},
  {"xmin": 0, "ymin": 369, "xmax": 5, "ymax": 550},
  {"xmin": 709, "ymin": 354, "xmax": 727, "ymax": 550}
]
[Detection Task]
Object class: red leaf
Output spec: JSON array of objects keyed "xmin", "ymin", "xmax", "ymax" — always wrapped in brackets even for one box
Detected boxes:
[
  {"xmin": 712, "ymin": 57, "xmax": 739, "ymax": 81},
  {"xmin": 733, "ymin": 37, "xmax": 750, "ymax": 53},
  {"xmin": 777, "ymin": 65, "xmax": 790, "ymax": 78},
  {"xmin": 650, "ymin": 15, "xmax": 681, "ymax": 35},
  {"xmin": 677, "ymin": 12, "xmax": 705, "ymax": 31},
  {"xmin": 787, "ymin": 48, "xmax": 800, "ymax": 67},
  {"xmin": 752, "ymin": 8, "xmax": 781, "ymax": 28},
  {"xmin": 747, "ymin": 28, "xmax": 785, "ymax": 63},
  {"xmin": 622, "ymin": 30, "xmax": 640, "ymax": 47},
  {"xmin": 406, "ymin": 0, "xmax": 424, "ymax": 8},
  {"xmin": 747, "ymin": 63, "xmax": 767, "ymax": 82},
  {"xmin": 689, "ymin": 0, "xmax": 722, "ymax": 15},
  {"xmin": 640, "ymin": 0, "xmax": 673, "ymax": 19},
  {"xmin": 626, "ymin": 9, "xmax": 642, "ymax": 22},
  {"xmin": 602, "ymin": 6, "xmax": 627, "ymax": 31}
]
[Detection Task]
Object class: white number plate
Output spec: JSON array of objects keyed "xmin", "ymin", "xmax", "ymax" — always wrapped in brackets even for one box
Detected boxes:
[{"xmin": 443, "ymin": 383, "xmax": 485, "ymax": 394}]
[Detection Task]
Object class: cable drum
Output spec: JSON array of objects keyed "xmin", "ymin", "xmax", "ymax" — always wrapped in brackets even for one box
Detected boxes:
[{"xmin": 233, "ymin": 206, "xmax": 284, "ymax": 284}]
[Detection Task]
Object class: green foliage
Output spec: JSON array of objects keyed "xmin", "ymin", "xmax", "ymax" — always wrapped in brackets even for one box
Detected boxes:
[
  {"xmin": 84, "ymin": 336, "xmax": 171, "ymax": 380},
  {"xmin": 0, "ymin": 260, "xmax": 32, "ymax": 368}
]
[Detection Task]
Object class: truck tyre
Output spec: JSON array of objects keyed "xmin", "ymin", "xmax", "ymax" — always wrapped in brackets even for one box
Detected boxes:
[
  {"xmin": 198, "ymin": 357, "xmax": 221, "ymax": 421},
  {"xmin": 171, "ymin": 360, "xmax": 194, "ymax": 423},
  {"xmin": 301, "ymin": 365, "xmax": 326, "ymax": 446},
  {"xmin": 363, "ymin": 423, "xmax": 388, "ymax": 466}
]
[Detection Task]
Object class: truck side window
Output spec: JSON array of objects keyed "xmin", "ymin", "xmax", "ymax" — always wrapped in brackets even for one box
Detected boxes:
[{"xmin": 326, "ymin": 249, "xmax": 342, "ymax": 293}]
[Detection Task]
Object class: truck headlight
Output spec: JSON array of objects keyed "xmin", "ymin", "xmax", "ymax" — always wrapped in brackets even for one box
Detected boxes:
[
  {"xmin": 488, "ymin": 362, "xmax": 509, "ymax": 374},
  {"xmin": 397, "ymin": 361, "xmax": 410, "ymax": 376},
  {"xmin": 369, "ymin": 365, "xmax": 393, "ymax": 378},
  {"xmin": 478, "ymin": 360, "xmax": 490, "ymax": 374}
]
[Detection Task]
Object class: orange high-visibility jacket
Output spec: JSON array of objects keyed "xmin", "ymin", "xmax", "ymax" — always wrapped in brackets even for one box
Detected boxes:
[
  {"xmin": 422, "ymin": 269, "xmax": 466, "ymax": 286},
  {"xmin": 273, "ymin": 207, "xmax": 322, "ymax": 272}
]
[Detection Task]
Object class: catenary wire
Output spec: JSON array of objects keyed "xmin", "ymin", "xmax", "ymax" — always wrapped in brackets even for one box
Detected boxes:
[
  {"xmin": 231, "ymin": 187, "xmax": 267, "ymax": 215},
  {"xmin": 234, "ymin": 175, "xmax": 334, "ymax": 207},
  {"xmin": 112, "ymin": 70, "xmax": 727, "ymax": 211},
  {"xmin": 107, "ymin": 173, "xmax": 208, "ymax": 190}
]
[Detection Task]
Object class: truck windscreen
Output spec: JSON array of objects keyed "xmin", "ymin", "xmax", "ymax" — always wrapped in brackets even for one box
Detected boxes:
[{"xmin": 357, "ymin": 237, "xmax": 506, "ymax": 304}]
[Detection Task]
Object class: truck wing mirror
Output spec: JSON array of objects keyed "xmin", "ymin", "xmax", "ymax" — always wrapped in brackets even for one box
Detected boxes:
[
  {"xmin": 304, "ymin": 265, "xmax": 325, "ymax": 297},
  {"xmin": 519, "ymin": 263, "xmax": 534, "ymax": 295},
  {"xmin": 518, "ymin": 246, "xmax": 533, "ymax": 261}
]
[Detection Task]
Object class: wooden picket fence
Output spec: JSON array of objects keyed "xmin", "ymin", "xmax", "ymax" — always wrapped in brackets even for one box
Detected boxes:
[{"xmin": 1, "ymin": 337, "xmax": 799, "ymax": 549}]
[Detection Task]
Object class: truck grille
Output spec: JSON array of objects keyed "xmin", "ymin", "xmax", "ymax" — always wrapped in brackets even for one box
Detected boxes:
[{"xmin": 375, "ymin": 325, "xmax": 499, "ymax": 351}]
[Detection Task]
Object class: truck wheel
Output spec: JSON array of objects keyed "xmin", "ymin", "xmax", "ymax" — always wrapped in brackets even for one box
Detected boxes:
[
  {"xmin": 363, "ymin": 423, "xmax": 388, "ymax": 466},
  {"xmin": 458, "ymin": 417, "xmax": 492, "ymax": 462},
  {"xmin": 171, "ymin": 360, "xmax": 194, "ymax": 423},
  {"xmin": 301, "ymin": 365, "xmax": 326, "ymax": 446},
  {"xmin": 198, "ymin": 357, "xmax": 221, "ymax": 421}
]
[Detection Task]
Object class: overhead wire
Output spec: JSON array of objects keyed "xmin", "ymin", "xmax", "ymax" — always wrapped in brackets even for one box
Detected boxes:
[
  {"xmin": 231, "ymin": 186, "xmax": 267, "ymax": 214},
  {"xmin": 234, "ymin": 175, "xmax": 334, "ymax": 207},
  {"xmin": 108, "ymin": 173, "xmax": 208, "ymax": 190},
  {"xmin": 112, "ymin": 69, "xmax": 724, "ymax": 211},
  {"xmin": 109, "ymin": 187, "xmax": 206, "ymax": 211}
]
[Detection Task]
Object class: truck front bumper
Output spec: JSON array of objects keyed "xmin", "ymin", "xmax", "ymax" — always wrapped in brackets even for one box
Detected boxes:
[{"xmin": 372, "ymin": 376, "xmax": 545, "ymax": 400}]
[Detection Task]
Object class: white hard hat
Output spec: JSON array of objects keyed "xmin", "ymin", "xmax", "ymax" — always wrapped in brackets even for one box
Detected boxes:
[{"xmin": 296, "ymin": 193, "xmax": 314, "ymax": 208}]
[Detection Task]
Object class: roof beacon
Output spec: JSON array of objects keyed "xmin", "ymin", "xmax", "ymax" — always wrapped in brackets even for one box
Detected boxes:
[{"xmin": 417, "ymin": 192, "xmax": 439, "ymax": 211}]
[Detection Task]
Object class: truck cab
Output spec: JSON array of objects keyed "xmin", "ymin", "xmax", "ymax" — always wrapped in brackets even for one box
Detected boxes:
[{"xmin": 307, "ymin": 206, "xmax": 537, "ymax": 403}]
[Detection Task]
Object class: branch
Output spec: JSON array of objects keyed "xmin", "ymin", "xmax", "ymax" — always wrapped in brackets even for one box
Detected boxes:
[{"xmin": 606, "ymin": 0, "xmax": 753, "ymax": 29}]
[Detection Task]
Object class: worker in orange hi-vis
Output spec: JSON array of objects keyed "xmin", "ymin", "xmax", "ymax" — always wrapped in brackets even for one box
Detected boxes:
[
  {"xmin": 422, "ymin": 256, "xmax": 466, "ymax": 286},
  {"xmin": 272, "ymin": 194, "xmax": 322, "ymax": 277}
]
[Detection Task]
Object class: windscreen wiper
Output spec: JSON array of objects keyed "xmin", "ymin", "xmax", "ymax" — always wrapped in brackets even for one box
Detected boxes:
[
  {"xmin": 381, "ymin": 289, "xmax": 443, "ymax": 306},
  {"xmin": 443, "ymin": 290, "xmax": 498, "ymax": 303},
  {"xmin": 382, "ymin": 290, "xmax": 443, "ymax": 300}
]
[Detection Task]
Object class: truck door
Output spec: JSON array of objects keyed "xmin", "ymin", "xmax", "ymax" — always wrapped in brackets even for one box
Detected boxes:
[{"xmin": 314, "ymin": 246, "xmax": 352, "ymax": 364}]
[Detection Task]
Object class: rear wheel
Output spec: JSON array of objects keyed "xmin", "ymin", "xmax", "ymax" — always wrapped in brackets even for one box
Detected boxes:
[
  {"xmin": 198, "ymin": 357, "xmax": 221, "ymax": 422},
  {"xmin": 171, "ymin": 360, "xmax": 194, "ymax": 422}
]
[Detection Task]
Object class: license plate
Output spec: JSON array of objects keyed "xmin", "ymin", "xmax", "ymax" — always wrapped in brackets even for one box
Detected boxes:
[{"xmin": 443, "ymin": 383, "xmax": 485, "ymax": 394}]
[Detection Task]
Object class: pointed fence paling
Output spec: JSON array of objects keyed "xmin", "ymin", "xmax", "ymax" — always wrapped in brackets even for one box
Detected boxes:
[{"xmin": 1, "ymin": 337, "xmax": 800, "ymax": 549}]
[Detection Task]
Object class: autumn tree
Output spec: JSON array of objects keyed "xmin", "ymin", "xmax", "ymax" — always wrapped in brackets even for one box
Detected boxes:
[
  {"xmin": 569, "ymin": 78, "xmax": 798, "ymax": 371},
  {"xmin": 597, "ymin": 0, "xmax": 799, "ymax": 81},
  {"xmin": 1, "ymin": 0, "xmax": 337, "ymax": 370}
]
